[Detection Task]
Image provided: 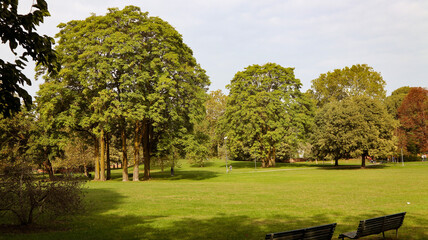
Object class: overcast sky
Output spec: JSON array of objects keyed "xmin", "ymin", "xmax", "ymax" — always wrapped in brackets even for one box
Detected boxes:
[{"xmin": 3, "ymin": 0, "xmax": 428, "ymax": 97}]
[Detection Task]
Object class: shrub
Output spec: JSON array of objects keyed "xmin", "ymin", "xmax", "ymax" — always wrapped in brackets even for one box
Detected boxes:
[{"xmin": 0, "ymin": 164, "xmax": 86, "ymax": 225}]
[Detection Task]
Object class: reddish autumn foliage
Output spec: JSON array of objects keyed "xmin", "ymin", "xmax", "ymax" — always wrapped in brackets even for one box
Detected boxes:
[{"xmin": 397, "ymin": 87, "xmax": 428, "ymax": 153}]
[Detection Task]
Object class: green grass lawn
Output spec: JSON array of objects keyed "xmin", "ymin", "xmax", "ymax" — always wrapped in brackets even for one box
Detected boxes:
[{"xmin": 2, "ymin": 159, "xmax": 428, "ymax": 239}]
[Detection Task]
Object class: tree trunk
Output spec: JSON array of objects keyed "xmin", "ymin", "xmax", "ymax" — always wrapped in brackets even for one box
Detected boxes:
[
  {"xmin": 361, "ymin": 150, "xmax": 368, "ymax": 168},
  {"xmin": 334, "ymin": 157, "xmax": 339, "ymax": 166},
  {"xmin": 100, "ymin": 129, "xmax": 106, "ymax": 181},
  {"xmin": 43, "ymin": 158, "xmax": 55, "ymax": 180},
  {"xmin": 106, "ymin": 134, "xmax": 111, "ymax": 180},
  {"xmin": 142, "ymin": 119, "xmax": 151, "ymax": 180},
  {"xmin": 121, "ymin": 129, "xmax": 129, "ymax": 181},
  {"xmin": 267, "ymin": 146, "xmax": 275, "ymax": 167},
  {"xmin": 271, "ymin": 146, "xmax": 276, "ymax": 167},
  {"xmin": 94, "ymin": 136, "xmax": 100, "ymax": 181},
  {"xmin": 133, "ymin": 121, "xmax": 141, "ymax": 181},
  {"xmin": 217, "ymin": 142, "xmax": 220, "ymax": 158},
  {"xmin": 83, "ymin": 162, "xmax": 88, "ymax": 177}
]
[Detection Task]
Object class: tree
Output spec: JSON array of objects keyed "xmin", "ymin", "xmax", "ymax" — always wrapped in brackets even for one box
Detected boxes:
[
  {"xmin": 312, "ymin": 96, "xmax": 397, "ymax": 167},
  {"xmin": 0, "ymin": 0, "xmax": 58, "ymax": 117},
  {"xmin": 310, "ymin": 64, "xmax": 386, "ymax": 107},
  {"xmin": 37, "ymin": 6, "xmax": 209, "ymax": 181},
  {"xmin": 53, "ymin": 137, "xmax": 93, "ymax": 177},
  {"xmin": 397, "ymin": 87, "xmax": 428, "ymax": 154},
  {"xmin": 203, "ymin": 90, "xmax": 227, "ymax": 157},
  {"xmin": 223, "ymin": 63, "xmax": 313, "ymax": 167},
  {"xmin": 385, "ymin": 86, "xmax": 410, "ymax": 119},
  {"xmin": 0, "ymin": 107, "xmax": 64, "ymax": 180}
]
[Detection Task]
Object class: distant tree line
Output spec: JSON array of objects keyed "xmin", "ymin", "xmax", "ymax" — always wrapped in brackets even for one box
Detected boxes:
[{"xmin": 1, "ymin": 4, "xmax": 427, "ymax": 186}]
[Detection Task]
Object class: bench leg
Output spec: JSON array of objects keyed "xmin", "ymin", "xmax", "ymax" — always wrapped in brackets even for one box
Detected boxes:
[
  {"xmin": 396, "ymin": 229, "xmax": 398, "ymax": 239},
  {"xmin": 382, "ymin": 231, "xmax": 385, "ymax": 238}
]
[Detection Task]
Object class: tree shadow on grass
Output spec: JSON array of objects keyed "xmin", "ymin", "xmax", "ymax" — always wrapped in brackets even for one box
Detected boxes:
[
  {"xmin": 316, "ymin": 164, "xmax": 389, "ymax": 170},
  {"xmin": 2, "ymin": 186, "xmax": 425, "ymax": 240},
  {"xmin": 0, "ymin": 187, "xmax": 320, "ymax": 240},
  {"xmin": 108, "ymin": 165, "xmax": 220, "ymax": 181},
  {"xmin": 226, "ymin": 160, "xmax": 390, "ymax": 171},
  {"xmin": 149, "ymin": 169, "xmax": 219, "ymax": 181},
  {"xmin": 189, "ymin": 161, "xmax": 216, "ymax": 168}
]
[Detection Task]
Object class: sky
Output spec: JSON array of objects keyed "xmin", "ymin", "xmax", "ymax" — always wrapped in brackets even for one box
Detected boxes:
[{"xmin": 2, "ymin": 0, "xmax": 428, "ymax": 98}]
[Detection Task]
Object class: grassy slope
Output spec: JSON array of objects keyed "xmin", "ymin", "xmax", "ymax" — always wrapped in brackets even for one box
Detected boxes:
[{"xmin": 2, "ymin": 160, "xmax": 427, "ymax": 240}]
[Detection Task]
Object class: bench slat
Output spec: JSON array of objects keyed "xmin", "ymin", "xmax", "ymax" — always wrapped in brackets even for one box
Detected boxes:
[
  {"xmin": 339, "ymin": 212, "xmax": 406, "ymax": 239},
  {"xmin": 266, "ymin": 223, "xmax": 336, "ymax": 240}
]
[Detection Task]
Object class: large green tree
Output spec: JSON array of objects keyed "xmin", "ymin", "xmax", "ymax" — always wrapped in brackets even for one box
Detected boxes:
[
  {"xmin": 397, "ymin": 87, "xmax": 428, "ymax": 154},
  {"xmin": 37, "ymin": 6, "xmax": 209, "ymax": 181},
  {"xmin": 224, "ymin": 63, "xmax": 313, "ymax": 167},
  {"xmin": 310, "ymin": 64, "xmax": 386, "ymax": 107},
  {"xmin": 0, "ymin": 0, "xmax": 58, "ymax": 117},
  {"xmin": 312, "ymin": 96, "xmax": 397, "ymax": 167}
]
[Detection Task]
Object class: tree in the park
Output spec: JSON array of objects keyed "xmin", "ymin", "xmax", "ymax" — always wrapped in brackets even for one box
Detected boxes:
[
  {"xmin": 0, "ymin": 107, "xmax": 63, "ymax": 179},
  {"xmin": 204, "ymin": 90, "xmax": 227, "ymax": 157},
  {"xmin": 0, "ymin": 0, "xmax": 58, "ymax": 117},
  {"xmin": 310, "ymin": 64, "xmax": 386, "ymax": 107},
  {"xmin": 37, "ymin": 6, "xmax": 209, "ymax": 181},
  {"xmin": 385, "ymin": 86, "xmax": 410, "ymax": 119},
  {"xmin": 224, "ymin": 63, "xmax": 313, "ymax": 167},
  {"xmin": 397, "ymin": 87, "xmax": 428, "ymax": 154},
  {"xmin": 312, "ymin": 96, "xmax": 397, "ymax": 167}
]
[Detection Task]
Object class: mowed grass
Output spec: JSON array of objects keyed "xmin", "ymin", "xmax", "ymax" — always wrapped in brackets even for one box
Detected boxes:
[{"xmin": 2, "ymin": 159, "xmax": 428, "ymax": 240}]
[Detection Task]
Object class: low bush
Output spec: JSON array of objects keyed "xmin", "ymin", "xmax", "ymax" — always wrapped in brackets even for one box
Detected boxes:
[{"xmin": 0, "ymin": 164, "xmax": 86, "ymax": 225}]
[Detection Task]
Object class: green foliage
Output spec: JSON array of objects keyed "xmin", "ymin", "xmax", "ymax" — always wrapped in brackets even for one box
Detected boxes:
[
  {"xmin": 385, "ymin": 86, "xmax": 410, "ymax": 118},
  {"xmin": 203, "ymin": 90, "xmax": 227, "ymax": 157},
  {"xmin": 312, "ymin": 96, "xmax": 397, "ymax": 166},
  {"xmin": 184, "ymin": 130, "xmax": 210, "ymax": 167},
  {"xmin": 0, "ymin": 109, "xmax": 34, "ymax": 164},
  {"xmin": 0, "ymin": 0, "xmax": 59, "ymax": 117},
  {"xmin": 37, "ymin": 6, "xmax": 210, "ymax": 180},
  {"xmin": 310, "ymin": 64, "xmax": 386, "ymax": 107},
  {"xmin": 224, "ymin": 63, "xmax": 314, "ymax": 167}
]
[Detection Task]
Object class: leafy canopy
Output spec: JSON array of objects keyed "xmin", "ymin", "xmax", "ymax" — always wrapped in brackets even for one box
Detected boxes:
[
  {"xmin": 224, "ymin": 63, "xmax": 313, "ymax": 167},
  {"xmin": 312, "ymin": 96, "xmax": 397, "ymax": 166},
  {"xmin": 397, "ymin": 87, "xmax": 428, "ymax": 154},
  {"xmin": 0, "ymin": 0, "xmax": 58, "ymax": 117},
  {"xmin": 310, "ymin": 64, "xmax": 386, "ymax": 107}
]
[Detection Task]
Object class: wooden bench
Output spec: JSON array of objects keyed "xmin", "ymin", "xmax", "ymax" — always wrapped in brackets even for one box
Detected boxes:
[
  {"xmin": 338, "ymin": 212, "xmax": 406, "ymax": 239},
  {"xmin": 265, "ymin": 223, "xmax": 337, "ymax": 240}
]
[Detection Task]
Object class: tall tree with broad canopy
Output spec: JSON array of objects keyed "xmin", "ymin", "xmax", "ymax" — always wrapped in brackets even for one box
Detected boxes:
[
  {"xmin": 223, "ymin": 63, "xmax": 313, "ymax": 167},
  {"xmin": 310, "ymin": 64, "xmax": 386, "ymax": 107},
  {"xmin": 0, "ymin": 0, "xmax": 58, "ymax": 117},
  {"xmin": 397, "ymin": 87, "xmax": 428, "ymax": 154},
  {"xmin": 312, "ymin": 96, "xmax": 397, "ymax": 167},
  {"xmin": 37, "ymin": 6, "xmax": 209, "ymax": 180}
]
